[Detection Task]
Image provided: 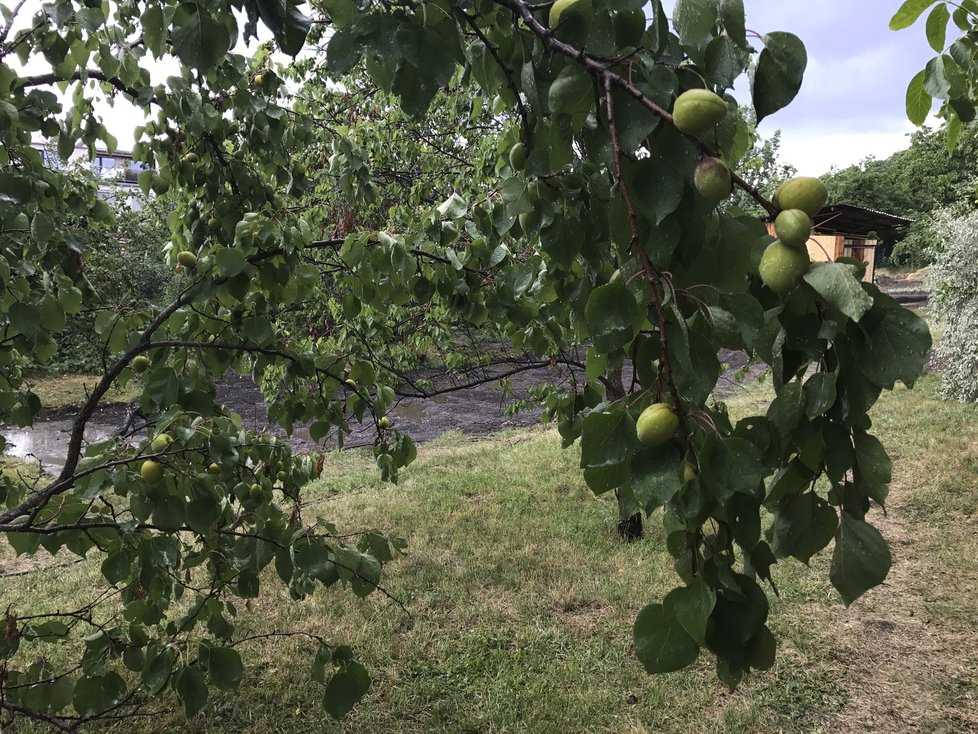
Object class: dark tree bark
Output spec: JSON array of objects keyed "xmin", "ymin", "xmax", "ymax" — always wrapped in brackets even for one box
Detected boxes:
[{"xmin": 603, "ymin": 367, "xmax": 643, "ymax": 541}]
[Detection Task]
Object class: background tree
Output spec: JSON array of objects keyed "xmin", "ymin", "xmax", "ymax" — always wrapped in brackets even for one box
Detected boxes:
[
  {"xmin": 0, "ymin": 0, "xmax": 932, "ymax": 729},
  {"xmin": 728, "ymin": 108, "xmax": 796, "ymax": 216}
]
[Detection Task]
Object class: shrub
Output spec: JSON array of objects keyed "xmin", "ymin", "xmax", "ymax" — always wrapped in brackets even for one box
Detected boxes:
[{"xmin": 930, "ymin": 211, "xmax": 978, "ymax": 401}]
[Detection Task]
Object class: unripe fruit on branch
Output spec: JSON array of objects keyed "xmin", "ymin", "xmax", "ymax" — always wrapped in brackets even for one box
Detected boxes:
[
  {"xmin": 549, "ymin": 0, "xmax": 592, "ymax": 43},
  {"xmin": 208, "ymin": 462, "xmax": 220, "ymax": 474},
  {"xmin": 672, "ymin": 89, "xmax": 727, "ymax": 136},
  {"xmin": 694, "ymin": 157, "xmax": 732, "ymax": 203},
  {"xmin": 773, "ymin": 177, "xmax": 828, "ymax": 217},
  {"xmin": 252, "ymin": 74, "xmax": 264, "ymax": 87},
  {"xmin": 774, "ymin": 209, "xmax": 813, "ymax": 248},
  {"xmin": 681, "ymin": 462, "xmax": 697, "ymax": 483},
  {"xmin": 132, "ymin": 355, "xmax": 150, "ymax": 373},
  {"xmin": 177, "ymin": 251, "xmax": 197, "ymax": 270},
  {"xmin": 151, "ymin": 433, "xmax": 173, "ymax": 452},
  {"xmin": 509, "ymin": 143, "xmax": 527, "ymax": 171},
  {"xmin": 277, "ymin": 470, "xmax": 288, "ymax": 481},
  {"xmin": 636, "ymin": 403, "xmax": 680, "ymax": 447},
  {"xmin": 141, "ymin": 460, "xmax": 164, "ymax": 483},
  {"xmin": 759, "ymin": 240, "xmax": 810, "ymax": 294},
  {"xmin": 379, "ymin": 416, "xmax": 390, "ymax": 429}
]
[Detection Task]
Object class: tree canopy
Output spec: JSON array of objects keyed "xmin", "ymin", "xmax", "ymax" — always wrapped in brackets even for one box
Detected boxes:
[{"xmin": 0, "ymin": 0, "xmax": 934, "ymax": 729}]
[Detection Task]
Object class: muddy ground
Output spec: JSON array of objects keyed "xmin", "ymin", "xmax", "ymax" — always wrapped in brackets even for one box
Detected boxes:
[{"xmin": 4, "ymin": 273, "xmax": 926, "ymax": 466}]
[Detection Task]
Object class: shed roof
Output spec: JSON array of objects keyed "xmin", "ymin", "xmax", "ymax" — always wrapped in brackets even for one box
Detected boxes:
[{"xmin": 811, "ymin": 204, "xmax": 913, "ymax": 239}]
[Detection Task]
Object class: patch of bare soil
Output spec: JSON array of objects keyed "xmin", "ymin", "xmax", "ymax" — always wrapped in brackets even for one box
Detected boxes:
[{"xmin": 825, "ymin": 489, "xmax": 978, "ymax": 733}]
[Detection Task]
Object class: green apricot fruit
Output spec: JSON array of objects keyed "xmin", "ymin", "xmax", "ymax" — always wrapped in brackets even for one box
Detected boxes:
[
  {"xmin": 379, "ymin": 416, "xmax": 390, "ymax": 429},
  {"xmin": 773, "ymin": 177, "xmax": 828, "ymax": 217},
  {"xmin": 151, "ymin": 433, "xmax": 173, "ymax": 452},
  {"xmin": 250, "ymin": 483, "xmax": 262, "ymax": 497},
  {"xmin": 613, "ymin": 8, "xmax": 646, "ymax": 48},
  {"xmin": 177, "ymin": 251, "xmax": 197, "ymax": 269},
  {"xmin": 345, "ymin": 378, "xmax": 357, "ymax": 389},
  {"xmin": 759, "ymin": 240, "xmax": 811, "ymax": 294},
  {"xmin": 182, "ymin": 152, "xmax": 199, "ymax": 164},
  {"xmin": 636, "ymin": 403, "xmax": 679, "ymax": 447},
  {"xmin": 132, "ymin": 355, "xmax": 150, "ymax": 373},
  {"xmin": 549, "ymin": 0, "xmax": 592, "ymax": 42},
  {"xmin": 518, "ymin": 210, "xmax": 541, "ymax": 234},
  {"xmin": 509, "ymin": 143, "xmax": 527, "ymax": 171},
  {"xmin": 672, "ymin": 89, "xmax": 727, "ymax": 136},
  {"xmin": 681, "ymin": 462, "xmax": 697, "ymax": 483},
  {"xmin": 693, "ymin": 157, "xmax": 732, "ymax": 203},
  {"xmin": 277, "ymin": 470, "xmax": 288, "ymax": 481},
  {"xmin": 774, "ymin": 209, "xmax": 813, "ymax": 248},
  {"xmin": 141, "ymin": 459, "xmax": 164, "ymax": 483},
  {"xmin": 208, "ymin": 462, "xmax": 221, "ymax": 474}
]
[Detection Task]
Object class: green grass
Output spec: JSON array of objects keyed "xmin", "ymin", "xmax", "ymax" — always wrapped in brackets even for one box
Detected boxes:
[
  {"xmin": 23, "ymin": 372, "xmax": 139, "ymax": 409},
  {"xmin": 3, "ymin": 377, "xmax": 977, "ymax": 733}
]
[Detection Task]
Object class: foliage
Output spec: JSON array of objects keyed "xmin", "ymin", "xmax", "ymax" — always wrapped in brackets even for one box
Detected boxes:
[
  {"xmin": 821, "ymin": 125, "xmax": 978, "ymax": 265},
  {"xmin": 728, "ymin": 108, "xmax": 796, "ymax": 216},
  {"xmin": 0, "ymin": 0, "xmax": 932, "ymax": 730},
  {"xmin": 929, "ymin": 211, "xmax": 978, "ymax": 401},
  {"xmin": 43, "ymin": 187, "xmax": 175, "ymax": 374},
  {"xmin": 891, "ymin": 0, "xmax": 978, "ymax": 151}
]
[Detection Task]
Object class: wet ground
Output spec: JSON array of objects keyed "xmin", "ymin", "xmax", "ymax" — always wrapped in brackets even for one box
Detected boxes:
[{"xmin": 2, "ymin": 352, "xmax": 766, "ymax": 474}]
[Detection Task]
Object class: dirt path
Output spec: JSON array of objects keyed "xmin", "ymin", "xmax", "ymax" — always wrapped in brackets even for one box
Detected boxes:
[{"xmin": 828, "ymin": 485, "xmax": 978, "ymax": 733}]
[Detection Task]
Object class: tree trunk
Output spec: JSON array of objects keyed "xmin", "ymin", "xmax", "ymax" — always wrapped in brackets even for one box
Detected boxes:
[{"xmin": 603, "ymin": 367, "xmax": 643, "ymax": 541}]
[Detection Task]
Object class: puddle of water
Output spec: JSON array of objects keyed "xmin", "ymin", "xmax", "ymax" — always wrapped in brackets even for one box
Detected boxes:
[{"xmin": 2, "ymin": 420, "xmax": 119, "ymax": 475}]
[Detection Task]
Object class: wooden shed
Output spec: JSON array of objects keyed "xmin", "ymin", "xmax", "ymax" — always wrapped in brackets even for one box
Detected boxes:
[{"xmin": 766, "ymin": 204, "xmax": 912, "ymax": 283}]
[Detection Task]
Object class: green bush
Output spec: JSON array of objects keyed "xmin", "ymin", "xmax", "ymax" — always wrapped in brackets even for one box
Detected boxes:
[
  {"xmin": 930, "ymin": 211, "xmax": 978, "ymax": 401},
  {"xmin": 39, "ymin": 187, "xmax": 174, "ymax": 374}
]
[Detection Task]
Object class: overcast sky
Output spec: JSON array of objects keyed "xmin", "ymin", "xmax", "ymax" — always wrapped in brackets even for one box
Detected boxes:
[{"xmin": 21, "ymin": 0, "xmax": 938, "ymax": 175}]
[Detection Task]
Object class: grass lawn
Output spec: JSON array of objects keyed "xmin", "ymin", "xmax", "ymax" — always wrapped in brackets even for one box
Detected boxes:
[
  {"xmin": 21, "ymin": 373, "xmax": 140, "ymax": 410},
  {"xmin": 2, "ymin": 375, "xmax": 977, "ymax": 733}
]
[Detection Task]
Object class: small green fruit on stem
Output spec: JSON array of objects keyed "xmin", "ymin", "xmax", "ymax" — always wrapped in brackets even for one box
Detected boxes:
[
  {"xmin": 141, "ymin": 460, "xmax": 164, "ymax": 483},
  {"xmin": 672, "ymin": 89, "xmax": 727, "ymax": 136},
  {"xmin": 774, "ymin": 209, "xmax": 813, "ymax": 248},
  {"xmin": 773, "ymin": 177, "xmax": 828, "ymax": 217},
  {"xmin": 131, "ymin": 355, "xmax": 150, "ymax": 373},
  {"xmin": 759, "ymin": 241, "xmax": 810, "ymax": 294},
  {"xmin": 694, "ymin": 157, "xmax": 732, "ymax": 203},
  {"xmin": 177, "ymin": 251, "xmax": 197, "ymax": 270},
  {"xmin": 636, "ymin": 403, "xmax": 680, "ymax": 447}
]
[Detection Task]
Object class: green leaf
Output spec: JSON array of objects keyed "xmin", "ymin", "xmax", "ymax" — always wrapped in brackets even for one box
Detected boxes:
[
  {"xmin": 853, "ymin": 307, "xmax": 932, "ymax": 389},
  {"xmin": 628, "ymin": 444, "xmax": 681, "ymax": 512},
  {"xmin": 323, "ymin": 661, "xmax": 370, "ymax": 720},
  {"xmin": 699, "ymin": 435, "xmax": 764, "ymax": 502},
  {"xmin": 752, "ymin": 32, "xmax": 807, "ymax": 122},
  {"xmin": 72, "ymin": 673, "xmax": 126, "ymax": 716},
  {"xmin": 771, "ymin": 492, "xmax": 838, "ymax": 564},
  {"xmin": 214, "ymin": 248, "xmax": 248, "ymax": 277},
  {"xmin": 830, "ymin": 514, "xmax": 891, "ymax": 605},
  {"xmin": 673, "ymin": 0, "xmax": 719, "ymax": 47},
  {"xmin": 705, "ymin": 35, "xmax": 748, "ymax": 89},
  {"xmin": 584, "ymin": 283, "xmax": 640, "ymax": 353},
  {"xmin": 889, "ymin": 0, "xmax": 939, "ymax": 30},
  {"xmin": 170, "ymin": 4, "xmax": 231, "ymax": 72},
  {"xmin": 580, "ymin": 407, "xmax": 639, "ymax": 469},
  {"xmin": 633, "ymin": 603, "xmax": 700, "ymax": 673},
  {"xmin": 208, "ymin": 647, "xmax": 244, "ymax": 692},
  {"xmin": 142, "ymin": 649, "xmax": 174, "ymax": 695},
  {"xmin": 853, "ymin": 431, "xmax": 891, "ymax": 505},
  {"xmin": 803, "ymin": 263, "xmax": 873, "ymax": 322},
  {"xmin": 175, "ymin": 666, "xmax": 208, "ymax": 717},
  {"xmin": 719, "ymin": 0, "xmax": 746, "ymax": 46},
  {"xmin": 803, "ymin": 372, "xmax": 837, "ymax": 419},
  {"xmin": 548, "ymin": 64, "xmax": 594, "ymax": 116},
  {"xmin": 905, "ymin": 68, "xmax": 932, "ymax": 125},
  {"xmin": 664, "ymin": 579, "xmax": 716, "ymax": 644},
  {"xmin": 254, "ymin": 0, "xmax": 311, "ymax": 56},
  {"xmin": 925, "ymin": 3, "xmax": 950, "ymax": 51}
]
